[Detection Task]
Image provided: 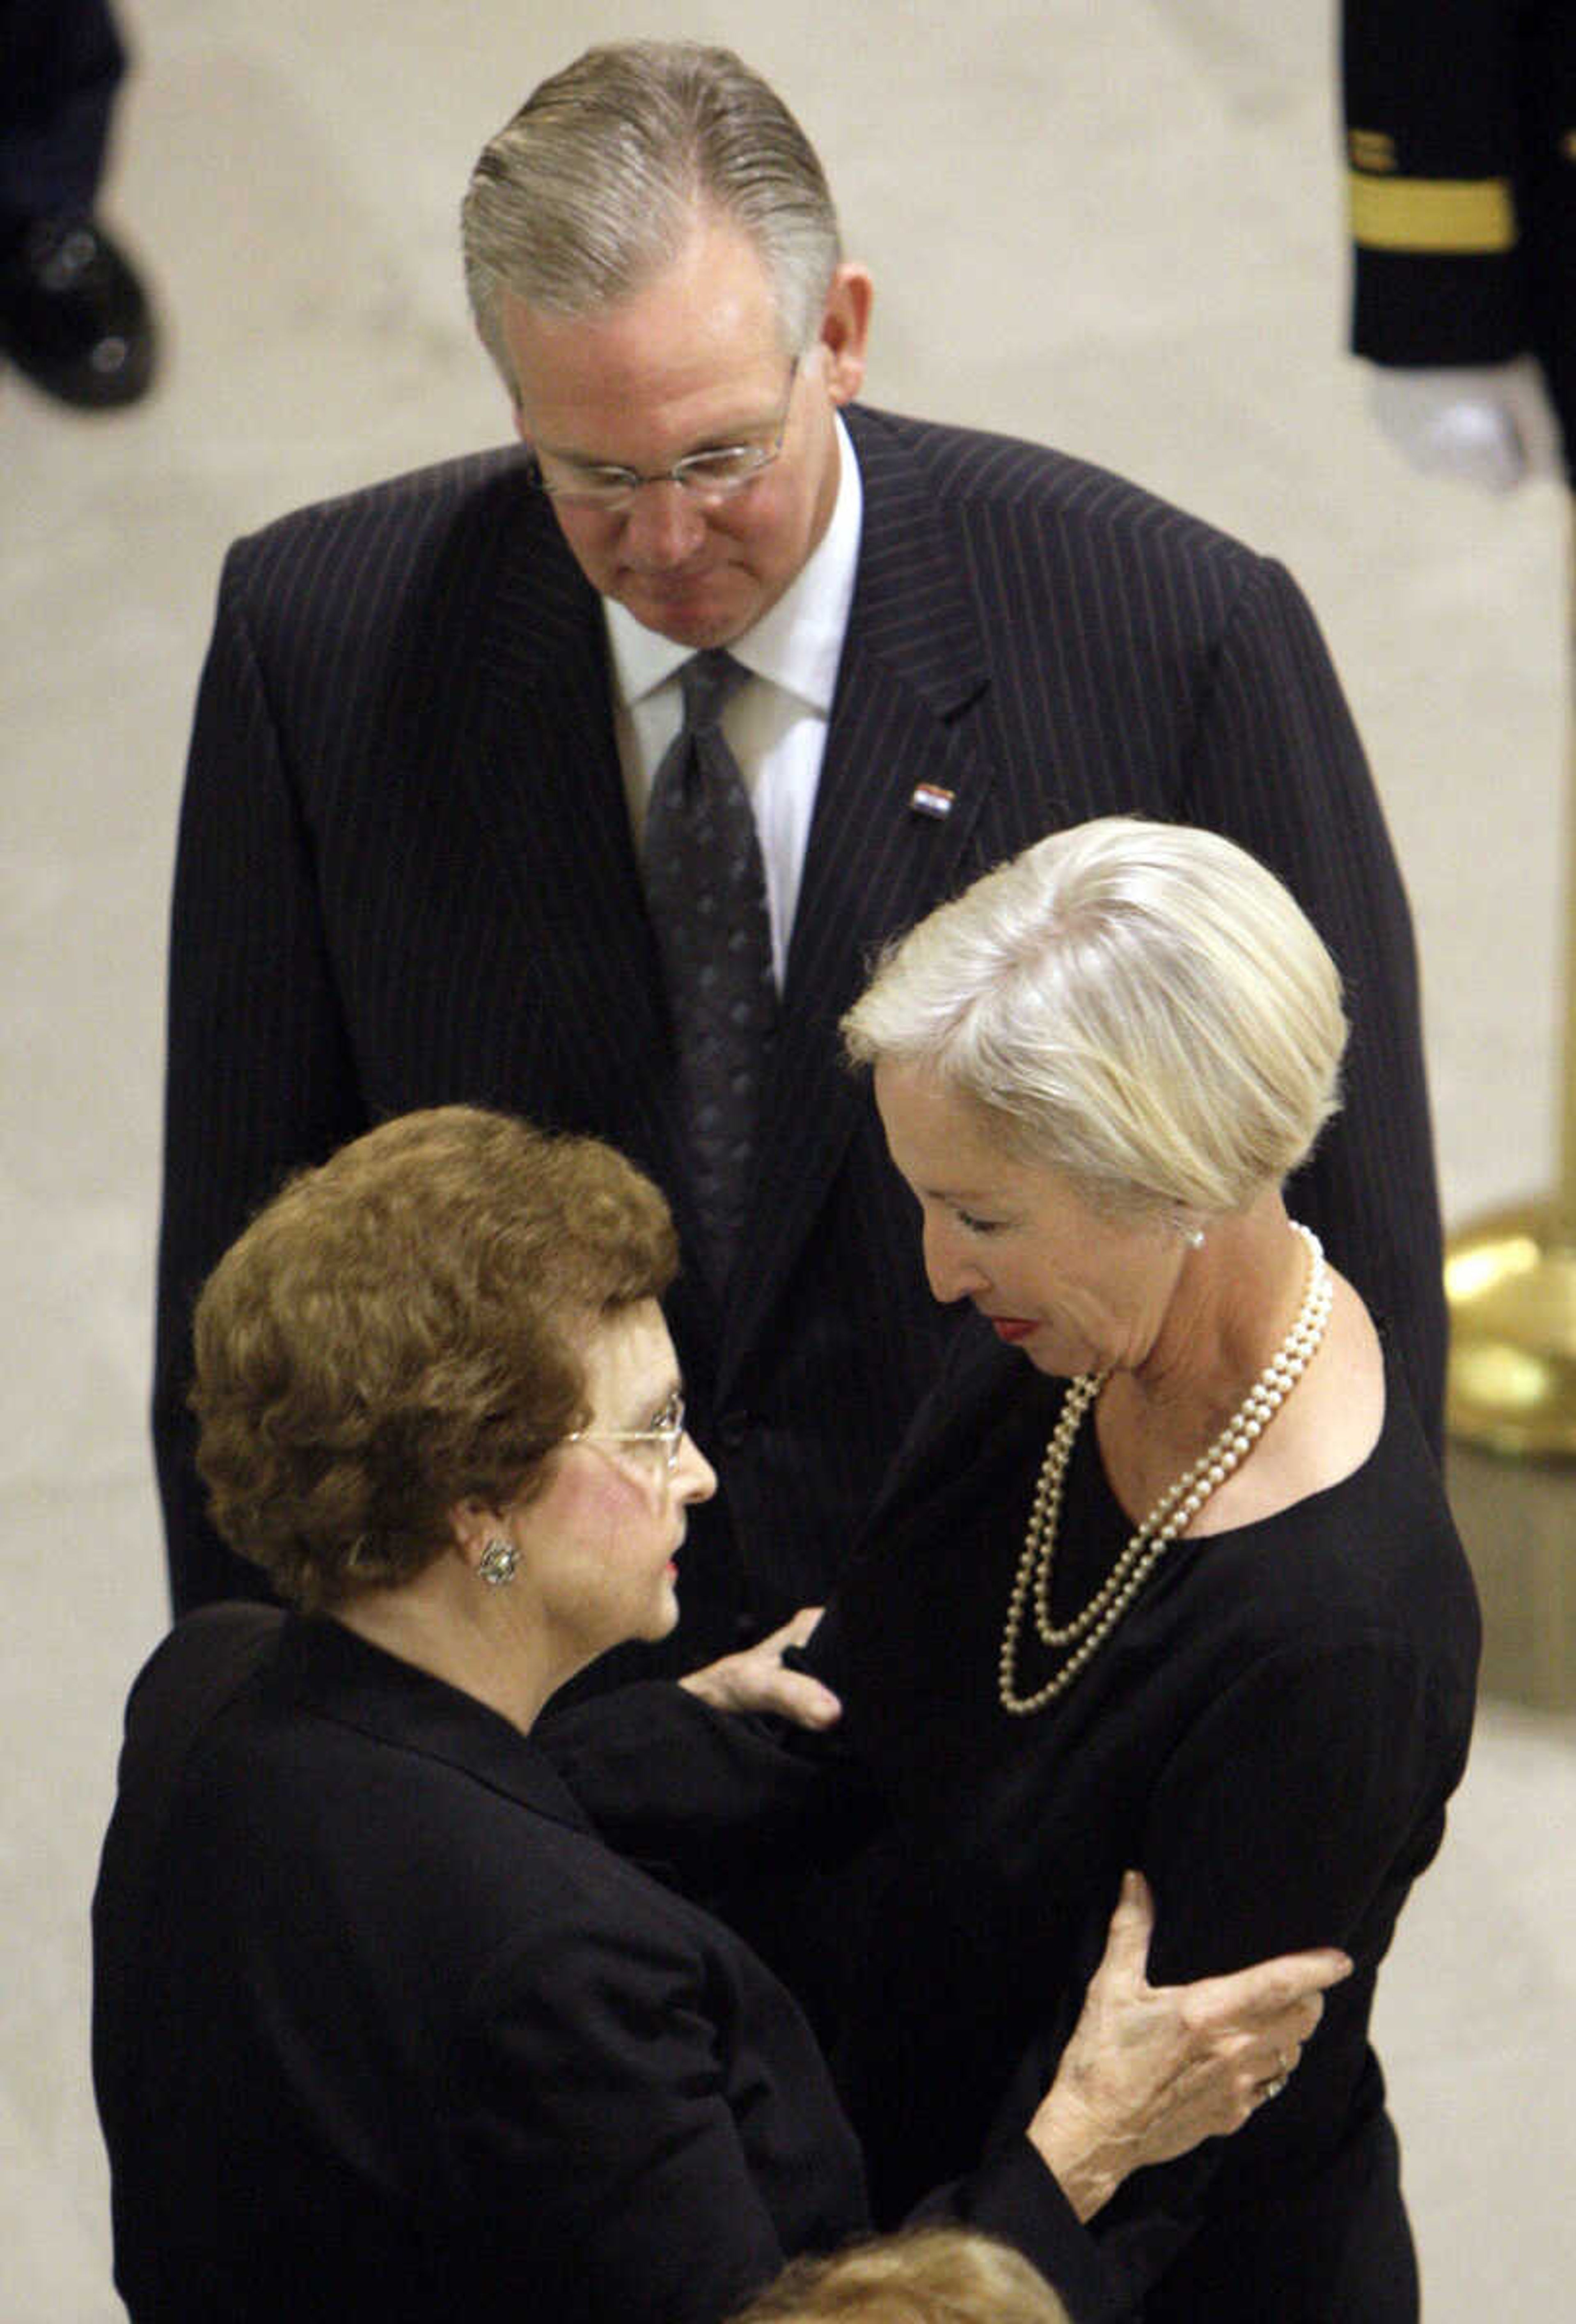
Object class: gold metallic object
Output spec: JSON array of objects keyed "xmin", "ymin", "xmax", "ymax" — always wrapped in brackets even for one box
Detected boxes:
[
  {"xmin": 1445, "ymin": 509, "xmax": 1576, "ymax": 1458},
  {"xmin": 1446, "ymin": 1204, "xmax": 1576, "ymax": 1455}
]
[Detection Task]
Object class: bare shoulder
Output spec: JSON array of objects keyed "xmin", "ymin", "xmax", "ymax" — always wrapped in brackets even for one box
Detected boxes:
[{"xmin": 1196, "ymin": 1273, "xmax": 1384, "ymax": 1533}]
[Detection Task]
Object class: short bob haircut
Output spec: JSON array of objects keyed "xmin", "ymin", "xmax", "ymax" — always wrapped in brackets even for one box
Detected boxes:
[
  {"xmin": 190, "ymin": 1106, "xmax": 677, "ymax": 1612},
  {"xmin": 726, "ymin": 2227, "xmax": 1071, "ymax": 2324},
  {"xmin": 842, "ymin": 817, "xmax": 1346, "ymax": 1221}
]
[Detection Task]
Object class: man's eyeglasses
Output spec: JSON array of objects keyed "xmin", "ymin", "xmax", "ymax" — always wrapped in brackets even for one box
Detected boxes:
[
  {"xmin": 566, "ymin": 1391, "xmax": 688, "ymax": 1476},
  {"xmin": 532, "ymin": 361, "xmax": 799, "ymax": 512}
]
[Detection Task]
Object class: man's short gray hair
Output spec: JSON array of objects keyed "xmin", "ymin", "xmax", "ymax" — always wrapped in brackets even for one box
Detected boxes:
[
  {"xmin": 462, "ymin": 41, "xmax": 843, "ymax": 391},
  {"xmin": 842, "ymin": 817, "xmax": 1347, "ymax": 1221}
]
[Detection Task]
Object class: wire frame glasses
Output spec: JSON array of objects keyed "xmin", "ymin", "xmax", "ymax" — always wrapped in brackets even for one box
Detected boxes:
[
  {"xmin": 532, "ymin": 361, "xmax": 799, "ymax": 511},
  {"xmin": 565, "ymin": 1390, "xmax": 687, "ymax": 1476}
]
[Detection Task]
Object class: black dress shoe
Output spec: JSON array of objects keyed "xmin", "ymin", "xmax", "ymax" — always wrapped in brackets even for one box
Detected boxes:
[{"xmin": 0, "ymin": 214, "xmax": 157, "ymax": 409}]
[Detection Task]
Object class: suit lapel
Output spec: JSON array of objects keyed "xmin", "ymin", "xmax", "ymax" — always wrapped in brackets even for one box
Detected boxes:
[
  {"xmin": 719, "ymin": 410, "xmax": 997, "ymax": 1380},
  {"xmin": 448, "ymin": 487, "xmax": 687, "ymax": 1193}
]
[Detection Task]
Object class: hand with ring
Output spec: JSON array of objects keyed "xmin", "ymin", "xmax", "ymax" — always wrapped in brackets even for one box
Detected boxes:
[
  {"xmin": 1256, "ymin": 2047, "xmax": 1297, "ymax": 2105},
  {"xmin": 1027, "ymin": 1875, "xmax": 1346, "ymax": 2219}
]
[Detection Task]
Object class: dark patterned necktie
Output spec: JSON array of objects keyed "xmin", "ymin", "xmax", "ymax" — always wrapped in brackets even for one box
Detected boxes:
[{"xmin": 642, "ymin": 650, "xmax": 777, "ymax": 1294}]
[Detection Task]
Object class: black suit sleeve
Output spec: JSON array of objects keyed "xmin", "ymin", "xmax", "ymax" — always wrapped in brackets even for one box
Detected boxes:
[
  {"xmin": 153, "ymin": 556, "xmax": 365, "ymax": 1612},
  {"xmin": 1175, "ymin": 554, "xmax": 1446, "ymax": 1448}
]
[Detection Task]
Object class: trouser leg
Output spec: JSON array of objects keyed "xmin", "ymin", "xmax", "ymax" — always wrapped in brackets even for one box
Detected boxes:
[{"xmin": 0, "ymin": 0, "xmax": 128, "ymax": 235}]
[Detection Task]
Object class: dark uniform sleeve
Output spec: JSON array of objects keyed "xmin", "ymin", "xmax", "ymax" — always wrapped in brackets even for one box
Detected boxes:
[{"xmin": 1342, "ymin": 0, "xmax": 1533, "ymax": 367}]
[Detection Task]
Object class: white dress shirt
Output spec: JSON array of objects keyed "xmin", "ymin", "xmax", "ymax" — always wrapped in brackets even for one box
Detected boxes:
[{"xmin": 603, "ymin": 412, "xmax": 864, "ymax": 991}]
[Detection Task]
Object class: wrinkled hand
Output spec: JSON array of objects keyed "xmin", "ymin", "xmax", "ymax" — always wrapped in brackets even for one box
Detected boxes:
[
  {"xmin": 1028, "ymin": 1871, "xmax": 1352, "ymax": 2221},
  {"xmin": 679, "ymin": 1608, "xmax": 841, "ymax": 1730},
  {"xmin": 1370, "ymin": 356, "xmax": 1562, "ymax": 493}
]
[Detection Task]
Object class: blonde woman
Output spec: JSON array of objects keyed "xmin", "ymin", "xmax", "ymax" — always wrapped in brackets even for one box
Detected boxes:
[{"xmin": 553, "ymin": 820, "xmax": 1479, "ymax": 2322}]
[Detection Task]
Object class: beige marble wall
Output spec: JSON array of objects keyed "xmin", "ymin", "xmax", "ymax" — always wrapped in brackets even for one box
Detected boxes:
[{"xmin": 4, "ymin": 3, "xmax": 1573, "ymax": 2315}]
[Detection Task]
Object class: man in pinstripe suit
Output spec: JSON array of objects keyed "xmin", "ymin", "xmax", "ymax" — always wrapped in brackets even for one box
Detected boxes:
[{"xmin": 155, "ymin": 41, "xmax": 1445, "ymax": 1677}]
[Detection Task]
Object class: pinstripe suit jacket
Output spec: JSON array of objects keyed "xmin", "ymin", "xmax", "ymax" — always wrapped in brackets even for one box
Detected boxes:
[{"xmin": 156, "ymin": 405, "xmax": 1445, "ymax": 1661}]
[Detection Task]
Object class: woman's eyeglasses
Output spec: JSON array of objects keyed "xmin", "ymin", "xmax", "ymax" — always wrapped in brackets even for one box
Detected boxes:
[{"xmin": 566, "ymin": 1391, "xmax": 687, "ymax": 1476}]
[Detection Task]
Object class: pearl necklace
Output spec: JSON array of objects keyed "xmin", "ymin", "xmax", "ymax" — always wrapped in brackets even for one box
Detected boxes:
[{"xmin": 998, "ymin": 1223, "xmax": 1332, "ymax": 1717}]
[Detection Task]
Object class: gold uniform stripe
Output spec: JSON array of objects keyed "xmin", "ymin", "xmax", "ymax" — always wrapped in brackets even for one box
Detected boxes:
[
  {"xmin": 1349, "ymin": 172, "xmax": 1516, "ymax": 253},
  {"xmin": 1348, "ymin": 129, "xmax": 1397, "ymax": 173}
]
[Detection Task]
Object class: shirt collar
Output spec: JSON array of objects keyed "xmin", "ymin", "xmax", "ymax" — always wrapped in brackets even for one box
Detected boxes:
[{"xmin": 604, "ymin": 410, "xmax": 863, "ymax": 715}]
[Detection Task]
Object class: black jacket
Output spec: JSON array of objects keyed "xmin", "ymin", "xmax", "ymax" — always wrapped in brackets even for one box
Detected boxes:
[{"xmin": 92, "ymin": 1607, "xmax": 1079, "ymax": 2322}]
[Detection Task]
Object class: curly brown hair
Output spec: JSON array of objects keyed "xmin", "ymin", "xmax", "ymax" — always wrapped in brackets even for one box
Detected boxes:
[{"xmin": 190, "ymin": 1107, "xmax": 678, "ymax": 1610}]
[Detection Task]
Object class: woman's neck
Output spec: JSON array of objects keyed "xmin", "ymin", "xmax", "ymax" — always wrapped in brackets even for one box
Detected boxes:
[
  {"xmin": 1134, "ymin": 1192, "xmax": 1308, "ymax": 1412},
  {"xmin": 1095, "ymin": 1193, "xmax": 1328, "ymax": 1525},
  {"xmin": 332, "ymin": 1562, "xmax": 568, "ymax": 1737}
]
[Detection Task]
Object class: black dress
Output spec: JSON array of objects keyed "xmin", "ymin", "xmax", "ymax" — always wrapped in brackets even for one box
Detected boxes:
[{"xmin": 550, "ymin": 1326, "xmax": 1480, "ymax": 2323}]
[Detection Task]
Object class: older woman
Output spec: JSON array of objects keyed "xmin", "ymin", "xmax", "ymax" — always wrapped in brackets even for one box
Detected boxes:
[
  {"xmin": 550, "ymin": 820, "xmax": 1479, "ymax": 2323},
  {"xmin": 91, "ymin": 1106, "xmax": 1337, "ymax": 2324}
]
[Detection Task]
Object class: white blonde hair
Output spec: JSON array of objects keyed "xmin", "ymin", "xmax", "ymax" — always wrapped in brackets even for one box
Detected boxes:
[{"xmin": 842, "ymin": 817, "xmax": 1346, "ymax": 1219}]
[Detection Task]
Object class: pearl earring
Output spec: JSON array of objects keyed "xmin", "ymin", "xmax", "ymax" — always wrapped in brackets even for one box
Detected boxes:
[
  {"xmin": 1182, "ymin": 1225, "xmax": 1205, "ymax": 1250},
  {"xmin": 478, "ymin": 1537, "xmax": 518, "ymax": 1588}
]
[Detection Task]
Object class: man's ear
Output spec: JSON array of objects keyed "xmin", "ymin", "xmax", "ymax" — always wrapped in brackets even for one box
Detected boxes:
[{"xmin": 819, "ymin": 263, "xmax": 874, "ymax": 406}]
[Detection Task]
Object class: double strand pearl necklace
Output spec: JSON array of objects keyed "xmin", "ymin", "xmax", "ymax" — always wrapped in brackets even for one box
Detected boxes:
[{"xmin": 998, "ymin": 1223, "xmax": 1332, "ymax": 1717}]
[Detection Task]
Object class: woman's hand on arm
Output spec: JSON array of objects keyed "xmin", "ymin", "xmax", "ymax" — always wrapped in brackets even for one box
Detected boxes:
[
  {"xmin": 1026, "ymin": 1871, "xmax": 1352, "ymax": 2222},
  {"xmin": 679, "ymin": 1608, "xmax": 842, "ymax": 1731}
]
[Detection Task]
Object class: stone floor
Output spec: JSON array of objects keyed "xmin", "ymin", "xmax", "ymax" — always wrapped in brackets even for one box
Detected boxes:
[{"xmin": 4, "ymin": 2, "xmax": 1574, "ymax": 2316}]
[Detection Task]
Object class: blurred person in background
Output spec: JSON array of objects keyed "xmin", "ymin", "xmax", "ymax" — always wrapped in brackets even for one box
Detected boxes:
[
  {"xmin": 0, "ymin": 0, "xmax": 156, "ymax": 406},
  {"xmin": 1344, "ymin": 0, "xmax": 1572, "ymax": 488}
]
